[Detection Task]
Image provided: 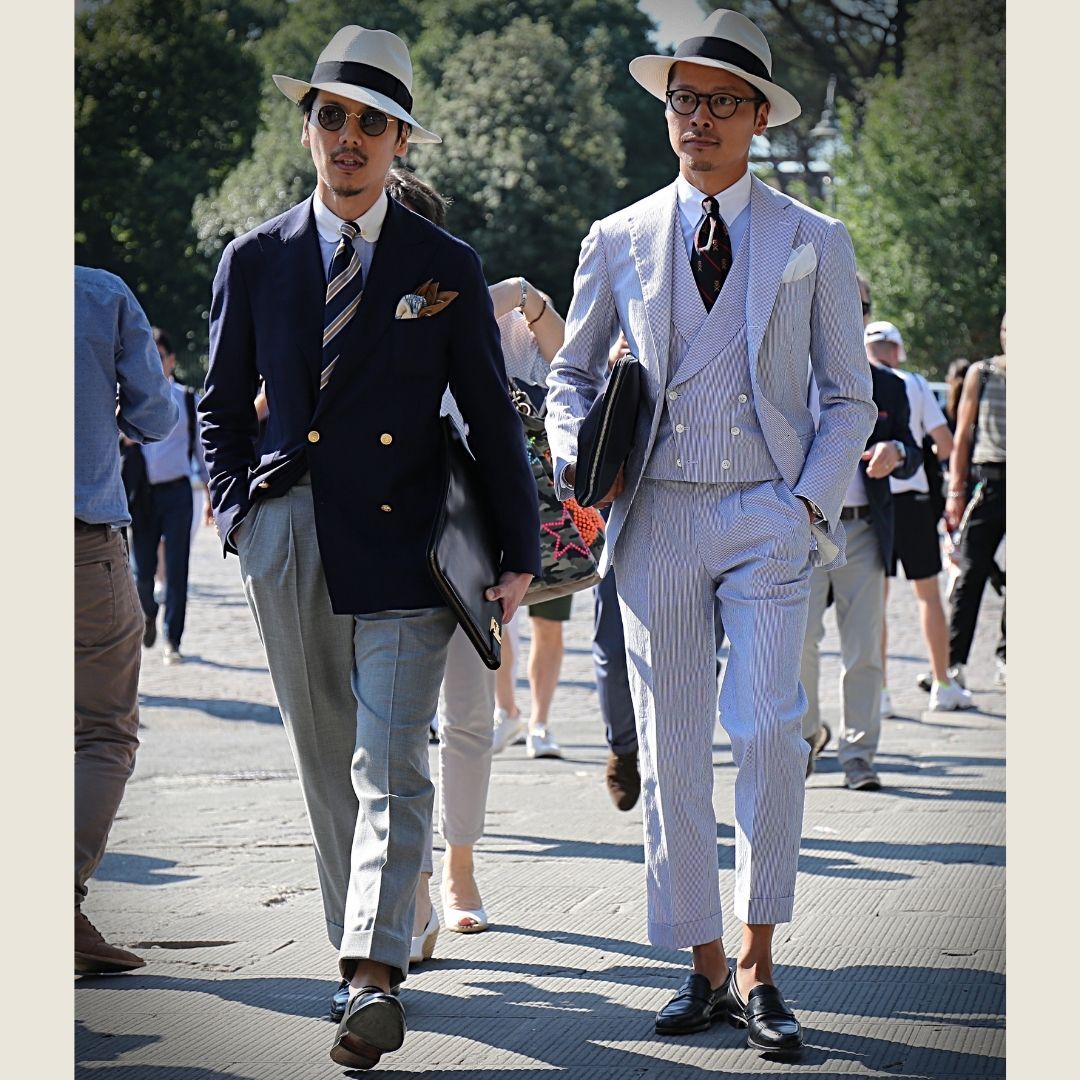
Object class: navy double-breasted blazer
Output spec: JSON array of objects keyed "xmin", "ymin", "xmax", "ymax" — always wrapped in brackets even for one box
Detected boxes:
[{"xmin": 199, "ymin": 195, "xmax": 540, "ymax": 614}]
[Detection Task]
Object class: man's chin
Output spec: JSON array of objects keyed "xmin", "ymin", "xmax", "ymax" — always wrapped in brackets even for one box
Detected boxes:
[{"xmin": 330, "ymin": 183, "xmax": 365, "ymax": 199}]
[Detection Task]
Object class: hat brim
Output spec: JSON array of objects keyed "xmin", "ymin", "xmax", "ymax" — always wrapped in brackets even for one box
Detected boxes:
[
  {"xmin": 272, "ymin": 73, "xmax": 441, "ymax": 144},
  {"xmin": 628, "ymin": 54, "xmax": 801, "ymax": 128}
]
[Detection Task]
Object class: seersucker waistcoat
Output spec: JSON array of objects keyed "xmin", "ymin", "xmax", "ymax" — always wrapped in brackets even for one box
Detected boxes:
[{"xmin": 644, "ymin": 205, "xmax": 781, "ymax": 484}]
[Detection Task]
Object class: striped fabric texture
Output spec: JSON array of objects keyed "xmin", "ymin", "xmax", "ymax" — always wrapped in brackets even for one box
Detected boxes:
[
  {"xmin": 321, "ymin": 220, "xmax": 363, "ymax": 391},
  {"xmin": 616, "ymin": 478, "xmax": 813, "ymax": 945}
]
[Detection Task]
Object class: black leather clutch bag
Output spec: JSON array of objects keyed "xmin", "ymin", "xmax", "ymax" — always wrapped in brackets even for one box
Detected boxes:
[
  {"xmin": 427, "ymin": 417, "xmax": 504, "ymax": 670},
  {"xmin": 574, "ymin": 355, "xmax": 641, "ymax": 507}
]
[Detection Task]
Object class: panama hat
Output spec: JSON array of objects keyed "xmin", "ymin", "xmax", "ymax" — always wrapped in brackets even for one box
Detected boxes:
[
  {"xmin": 629, "ymin": 9, "xmax": 801, "ymax": 129},
  {"xmin": 273, "ymin": 25, "xmax": 440, "ymax": 145}
]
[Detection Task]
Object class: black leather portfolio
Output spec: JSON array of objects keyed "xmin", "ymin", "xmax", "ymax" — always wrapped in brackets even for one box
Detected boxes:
[
  {"xmin": 427, "ymin": 418, "xmax": 504, "ymax": 670},
  {"xmin": 574, "ymin": 355, "xmax": 641, "ymax": 507}
]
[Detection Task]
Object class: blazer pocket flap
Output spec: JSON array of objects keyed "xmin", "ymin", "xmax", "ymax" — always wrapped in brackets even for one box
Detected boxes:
[{"xmin": 780, "ymin": 243, "xmax": 817, "ymax": 284}]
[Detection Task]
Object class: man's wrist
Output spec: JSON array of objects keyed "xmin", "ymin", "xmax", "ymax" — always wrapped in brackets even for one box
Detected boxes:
[{"xmin": 891, "ymin": 439, "xmax": 906, "ymax": 462}]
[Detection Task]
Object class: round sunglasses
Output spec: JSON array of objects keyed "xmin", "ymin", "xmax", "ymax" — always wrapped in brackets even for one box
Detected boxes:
[{"xmin": 312, "ymin": 103, "xmax": 390, "ymax": 137}]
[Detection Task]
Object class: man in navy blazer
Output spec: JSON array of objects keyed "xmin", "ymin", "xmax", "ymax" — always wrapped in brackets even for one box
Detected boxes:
[{"xmin": 199, "ymin": 25, "xmax": 538, "ymax": 1070}]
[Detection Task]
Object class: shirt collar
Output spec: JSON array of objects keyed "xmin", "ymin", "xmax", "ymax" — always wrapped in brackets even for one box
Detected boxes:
[
  {"xmin": 676, "ymin": 168, "xmax": 752, "ymax": 233},
  {"xmin": 313, "ymin": 189, "xmax": 389, "ymax": 244}
]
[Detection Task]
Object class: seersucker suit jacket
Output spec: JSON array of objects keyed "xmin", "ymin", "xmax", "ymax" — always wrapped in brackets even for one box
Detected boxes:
[{"xmin": 545, "ymin": 175, "xmax": 877, "ymax": 573}]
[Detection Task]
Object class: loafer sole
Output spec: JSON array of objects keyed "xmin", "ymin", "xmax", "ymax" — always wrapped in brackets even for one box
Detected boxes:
[
  {"xmin": 727, "ymin": 1006, "xmax": 803, "ymax": 1058},
  {"xmin": 75, "ymin": 952, "xmax": 145, "ymax": 974},
  {"xmin": 655, "ymin": 1007, "xmax": 728, "ymax": 1035},
  {"xmin": 344, "ymin": 996, "xmax": 406, "ymax": 1052}
]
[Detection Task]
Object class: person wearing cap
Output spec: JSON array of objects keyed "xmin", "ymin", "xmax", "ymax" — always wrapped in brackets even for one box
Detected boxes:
[
  {"xmin": 800, "ymin": 327, "xmax": 923, "ymax": 790},
  {"xmin": 864, "ymin": 321, "xmax": 972, "ymax": 714},
  {"xmin": 545, "ymin": 8, "xmax": 875, "ymax": 1059},
  {"xmin": 198, "ymin": 25, "xmax": 539, "ymax": 1071}
]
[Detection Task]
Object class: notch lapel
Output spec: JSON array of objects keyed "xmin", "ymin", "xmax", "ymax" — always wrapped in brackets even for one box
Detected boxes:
[{"xmin": 264, "ymin": 198, "xmax": 325, "ymax": 395}]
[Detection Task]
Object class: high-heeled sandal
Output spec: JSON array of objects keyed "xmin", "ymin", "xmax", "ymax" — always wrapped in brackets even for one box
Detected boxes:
[
  {"xmin": 440, "ymin": 881, "xmax": 489, "ymax": 934},
  {"xmin": 409, "ymin": 904, "xmax": 440, "ymax": 964}
]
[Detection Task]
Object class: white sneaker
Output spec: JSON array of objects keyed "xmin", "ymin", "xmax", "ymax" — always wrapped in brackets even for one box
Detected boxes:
[
  {"xmin": 995, "ymin": 660, "xmax": 1006, "ymax": 686},
  {"xmin": 491, "ymin": 708, "xmax": 526, "ymax": 754},
  {"xmin": 526, "ymin": 727, "xmax": 562, "ymax": 759},
  {"xmin": 929, "ymin": 679, "xmax": 974, "ymax": 711},
  {"xmin": 880, "ymin": 689, "xmax": 894, "ymax": 718},
  {"xmin": 918, "ymin": 664, "xmax": 966, "ymax": 692},
  {"xmin": 163, "ymin": 643, "xmax": 184, "ymax": 666},
  {"xmin": 153, "ymin": 581, "xmax": 166, "ymax": 605}
]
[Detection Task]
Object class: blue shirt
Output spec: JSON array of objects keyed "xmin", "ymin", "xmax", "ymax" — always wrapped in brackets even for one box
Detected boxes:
[
  {"xmin": 74, "ymin": 267, "xmax": 180, "ymax": 526},
  {"xmin": 143, "ymin": 378, "xmax": 210, "ymax": 485}
]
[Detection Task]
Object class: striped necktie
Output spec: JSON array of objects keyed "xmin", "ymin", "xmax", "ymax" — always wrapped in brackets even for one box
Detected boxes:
[
  {"xmin": 321, "ymin": 220, "xmax": 363, "ymax": 390},
  {"xmin": 690, "ymin": 196, "xmax": 732, "ymax": 312}
]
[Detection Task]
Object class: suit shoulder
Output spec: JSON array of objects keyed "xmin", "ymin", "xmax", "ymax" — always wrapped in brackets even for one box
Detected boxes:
[{"xmin": 596, "ymin": 184, "xmax": 674, "ymax": 232}]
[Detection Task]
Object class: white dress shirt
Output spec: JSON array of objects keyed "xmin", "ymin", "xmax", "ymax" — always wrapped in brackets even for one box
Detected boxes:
[
  {"xmin": 676, "ymin": 168, "xmax": 752, "ymax": 263},
  {"xmin": 312, "ymin": 189, "xmax": 389, "ymax": 282}
]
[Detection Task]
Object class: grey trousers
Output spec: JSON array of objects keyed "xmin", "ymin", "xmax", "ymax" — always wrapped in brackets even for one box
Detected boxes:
[
  {"xmin": 615, "ymin": 479, "xmax": 813, "ymax": 948},
  {"xmin": 75, "ymin": 524, "xmax": 143, "ymax": 909},
  {"xmin": 421, "ymin": 626, "xmax": 496, "ymax": 876},
  {"xmin": 237, "ymin": 477, "xmax": 456, "ymax": 985},
  {"xmin": 800, "ymin": 516, "xmax": 885, "ymax": 766}
]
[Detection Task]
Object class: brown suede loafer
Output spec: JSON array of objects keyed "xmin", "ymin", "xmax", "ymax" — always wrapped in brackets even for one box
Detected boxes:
[{"xmin": 605, "ymin": 750, "xmax": 641, "ymax": 811}]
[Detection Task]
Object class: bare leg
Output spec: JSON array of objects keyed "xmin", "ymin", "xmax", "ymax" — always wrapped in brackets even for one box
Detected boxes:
[
  {"xmin": 443, "ymin": 842, "xmax": 483, "ymax": 924},
  {"xmin": 735, "ymin": 923, "xmax": 777, "ymax": 997},
  {"xmin": 349, "ymin": 959, "xmax": 392, "ymax": 994},
  {"xmin": 691, "ymin": 938, "xmax": 729, "ymax": 990},
  {"xmin": 912, "ymin": 576, "xmax": 950, "ymax": 682},
  {"xmin": 528, "ymin": 616, "xmax": 564, "ymax": 732}
]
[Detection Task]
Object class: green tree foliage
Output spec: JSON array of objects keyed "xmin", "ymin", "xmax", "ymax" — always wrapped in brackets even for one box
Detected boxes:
[
  {"xmin": 833, "ymin": 0, "xmax": 1004, "ymax": 375},
  {"xmin": 76, "ymin": 0, "xmax": 266, "ymax": 378},
  {"xmin": 407, "ymin": 17, "xmax": 624, "ymax": 310}
]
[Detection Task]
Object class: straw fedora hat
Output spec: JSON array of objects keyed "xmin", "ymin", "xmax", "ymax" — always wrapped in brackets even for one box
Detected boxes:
[
  {"xmin": 629, "ymin": 8, "xmax": 801, "ymax": 129},
  {"xmin": 273, "ymin": 25, "xmax": 440, "ymax": 144}
]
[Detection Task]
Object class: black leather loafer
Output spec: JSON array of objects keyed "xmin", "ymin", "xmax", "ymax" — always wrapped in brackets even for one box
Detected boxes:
[
  {"xmin": 720, "ymin": 975, "xmax": 802, "ymax": 1058},
  {"xmin": 329, "ymin": 979, "xmax": 349, "ymax": 1022},
  {"xmin": 655, "ymin": 971, "xmax": 732, "ymax": 1035},
  {"xmin": 329, "ymin": 986, "xmax": 407, "ymax": 1069}
]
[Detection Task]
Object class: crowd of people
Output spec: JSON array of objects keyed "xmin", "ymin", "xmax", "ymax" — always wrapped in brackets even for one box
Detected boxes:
[{"xmin": 74, "ymin": 8, "xmax": 1005, "ymax": 1071}]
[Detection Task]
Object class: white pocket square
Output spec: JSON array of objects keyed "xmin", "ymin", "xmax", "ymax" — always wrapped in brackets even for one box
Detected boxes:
[{"xmin": 781, "ymin": 243, "xmax": 817, "ymax": 284}]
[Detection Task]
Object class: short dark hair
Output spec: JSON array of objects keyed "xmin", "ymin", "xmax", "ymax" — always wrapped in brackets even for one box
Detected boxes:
[
  {"xmin": 385, "ymin": 167, "xmax": 449, "ymax": 227},
  {"xmin": 151, "ymin": 327, "xmax": 173, "ymax": 355},
  {"xmin": 298, "ymin": 89, "xmax": 406, "ymax": 138}
]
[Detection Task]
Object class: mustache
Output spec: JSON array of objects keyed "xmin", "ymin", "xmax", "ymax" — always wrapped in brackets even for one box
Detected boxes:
[
  {"xmin": 681, "ymin": 133, "xmax": 718, "ymax": 144},
  {"xmin": 331, "ymin": 150, "xmax": 369, "ymax": 164}
]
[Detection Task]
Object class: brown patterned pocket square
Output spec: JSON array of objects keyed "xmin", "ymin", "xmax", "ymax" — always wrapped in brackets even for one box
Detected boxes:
[{"xmin": 395, "ymin": 279, "xmax": 459, "ymax": 319}]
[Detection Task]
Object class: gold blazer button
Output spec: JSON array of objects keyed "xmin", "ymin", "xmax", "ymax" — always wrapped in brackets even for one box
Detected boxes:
[
  {"xmin": 307, "ymin": 430, "xmax": 320, "ymax": 443},
  {"xmin": 379, "ymin": 433, "xmax": 393, "ymax": 445}
]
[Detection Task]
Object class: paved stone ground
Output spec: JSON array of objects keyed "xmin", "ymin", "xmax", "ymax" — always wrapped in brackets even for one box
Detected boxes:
[{"xmin": 76, "ymin": 525, "xmax": 1005, "ymax": 1078}]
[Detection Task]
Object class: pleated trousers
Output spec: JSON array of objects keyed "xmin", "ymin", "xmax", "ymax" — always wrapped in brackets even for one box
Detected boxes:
[
  {"xmin": 615, "ymin": 478, "xmax": 813, "ymax": 948},
  {"xmin": 236, "ymin": 475, "xmax": 455, "ymax": 986}
]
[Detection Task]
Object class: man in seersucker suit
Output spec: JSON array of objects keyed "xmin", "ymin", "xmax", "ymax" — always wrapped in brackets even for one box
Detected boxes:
[{"xmin": 545, "ymin": 8, "xmax": 875, "ymax": 1060}]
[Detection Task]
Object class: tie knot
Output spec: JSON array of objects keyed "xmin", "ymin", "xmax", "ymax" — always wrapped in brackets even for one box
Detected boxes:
[
  {"xmin": 701, "ymin": 197, "xmax": 720, "ymax": 220},
  {"xmin": 339, "ymin": 221, "xmax": 359, "ymax": 241}
]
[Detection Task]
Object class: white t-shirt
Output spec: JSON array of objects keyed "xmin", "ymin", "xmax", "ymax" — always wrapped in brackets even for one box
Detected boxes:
[{"xmin": 890, "ymin": 368, "xmax": 947, "ymax": 495}]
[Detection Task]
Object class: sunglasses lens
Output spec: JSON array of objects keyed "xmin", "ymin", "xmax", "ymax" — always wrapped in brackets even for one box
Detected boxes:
[
  {"xmin": 360, "ymin": 110, "xmax": 389, "ymax": 136},
  {"xmin": 317, "ymin": 105, "xmax": 345, "ymax": 131}
]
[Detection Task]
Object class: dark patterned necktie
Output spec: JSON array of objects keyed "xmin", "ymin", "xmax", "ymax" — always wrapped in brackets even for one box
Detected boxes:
[
  {"xmin": 321, "ymin": 220, "xmax": 363, "ymax": 390},
  {"xmin": 691, "ymin": 196, "xmax": 732, "ymax": 312}
]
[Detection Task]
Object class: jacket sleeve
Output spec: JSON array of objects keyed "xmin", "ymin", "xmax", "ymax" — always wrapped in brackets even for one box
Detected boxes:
[
  {"xmin": 888, "ymin": 376, "xmax": 923, "ymax": 481},
  {"xmin": 198, "ymin": 240, "xmax": 262, "ymax": 554},
  {"xmin": 792, "ymin": 220, "xmax": 877, "ymax": 529},
  {"xmin": 445, "ymin": 247, "xmax": 542, "ymax": 578},
  {"xmin": 115, "ymin": 283, "xmax": 180, "ymax": 444},
  {"xmin": 544, "ymin": 219, "xmax": 620, "ymax": 501}
]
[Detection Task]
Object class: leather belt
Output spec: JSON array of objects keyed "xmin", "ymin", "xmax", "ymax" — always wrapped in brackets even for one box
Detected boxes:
[
  {"xmin": 75, "ymin": 518, "xmax": 112, "ymax": 533},
  {"xmin": 973, "ymin": 462, "xmax": 1005, "ymax": 480},
  {"xmin": 839, "ymin": 505, "xmax": 872, "ymax": 522}
]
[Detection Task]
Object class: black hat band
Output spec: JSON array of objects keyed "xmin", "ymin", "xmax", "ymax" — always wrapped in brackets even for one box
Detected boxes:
[
  {"xmin": 310, "ymin": 60, "xmax": 413, "ymax": 114},
  {"xmin": 674, "ymin": 37, "xmax": 770, "ymax": 82}
]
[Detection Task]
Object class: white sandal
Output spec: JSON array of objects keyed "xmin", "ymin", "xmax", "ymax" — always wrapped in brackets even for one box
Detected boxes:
[
  {"xmin": 441, "ymin": 882, "xmax": 489, "ymax": 934},
  {"xmin": 409, "ymin": 904, "xmax": 440, "ymax": 964}
]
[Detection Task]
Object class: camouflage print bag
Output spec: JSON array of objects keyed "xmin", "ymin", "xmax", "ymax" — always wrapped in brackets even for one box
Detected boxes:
[{"xmin": 510, "ymin": 383, "xmax": 606, "ymax": 605}]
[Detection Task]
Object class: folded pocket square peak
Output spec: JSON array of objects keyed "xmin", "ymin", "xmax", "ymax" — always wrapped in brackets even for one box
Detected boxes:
[{"xmin": 781, "ymin": 243, "xmax": 817, "ymax": 283}]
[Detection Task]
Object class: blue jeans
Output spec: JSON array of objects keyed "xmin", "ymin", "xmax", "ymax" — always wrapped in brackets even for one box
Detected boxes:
[{"xmin": 130, "ymin": 478, "xmax": 193, "ymax": 648}]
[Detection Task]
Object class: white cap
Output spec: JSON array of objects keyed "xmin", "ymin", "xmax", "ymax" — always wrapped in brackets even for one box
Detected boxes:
[{"xmin": 864, "ymin": 320, "xmax": 906, "ymax": 362}]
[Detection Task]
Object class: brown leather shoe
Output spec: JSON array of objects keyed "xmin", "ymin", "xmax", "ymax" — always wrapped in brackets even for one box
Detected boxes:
[
  {"xmin": 75, "ymin": 911, "xmax": 145, "ymax": 974},
  {"xmin": 605, "ymin": 751, "xmax": 640, "ymax": 811}
]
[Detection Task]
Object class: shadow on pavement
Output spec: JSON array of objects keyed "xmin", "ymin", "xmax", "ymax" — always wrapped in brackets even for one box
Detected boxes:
[
  {"xmin": 138, "ymin": 695, "xmax": 281, "ymax": 725},
  {"xmin": 95, "ymin": 852, "xmax": 199, "ymax": 886}
]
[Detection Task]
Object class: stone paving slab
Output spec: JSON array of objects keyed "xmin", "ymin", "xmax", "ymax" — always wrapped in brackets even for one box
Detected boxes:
[{"xmin": 75, "ymin": 527, "xmax": 1006, "ymax": 1076}]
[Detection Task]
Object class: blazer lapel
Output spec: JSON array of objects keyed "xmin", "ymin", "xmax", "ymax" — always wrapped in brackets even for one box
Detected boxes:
[
  {"xmin": 263, "ymin": 198, "xmax": 325, "ymax": 394},
  {"xmin": 628, "ymin": 183, "xmax": 678, "ymax": 390},
  {"xmin": 746, "ymin": 177, "xmax": 799, "ymax": 370}
]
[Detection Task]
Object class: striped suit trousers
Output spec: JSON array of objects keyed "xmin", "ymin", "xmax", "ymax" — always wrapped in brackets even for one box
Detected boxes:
[{"xmin": 615, "ymin": 478, "xmax": 813, "ymax": 948}]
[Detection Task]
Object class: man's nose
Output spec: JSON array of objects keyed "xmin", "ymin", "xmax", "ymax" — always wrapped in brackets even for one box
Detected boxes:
[{"xmin": 689, "ymin": 98, "xmax": 714, "ymax": 126}]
